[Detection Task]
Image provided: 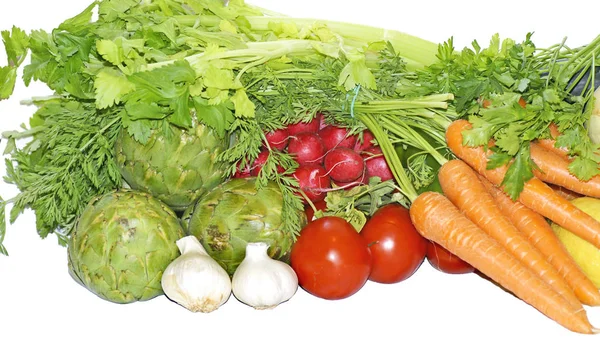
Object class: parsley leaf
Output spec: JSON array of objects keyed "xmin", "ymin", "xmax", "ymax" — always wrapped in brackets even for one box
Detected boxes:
[{"xmin": 501, "ymin": 145, "xmax": 535, "ymax": 200}]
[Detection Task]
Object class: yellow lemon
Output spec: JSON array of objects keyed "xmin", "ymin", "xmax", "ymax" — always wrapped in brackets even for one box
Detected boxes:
[{"xmin": 551, "ymin": 197, "xmax": 600, "ymax": 288}]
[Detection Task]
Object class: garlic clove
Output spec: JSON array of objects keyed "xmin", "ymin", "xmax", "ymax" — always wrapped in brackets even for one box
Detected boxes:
[
  {"xmin": 232, "ymin": 242, "xmax": 298, "ymax": 309},
  {"xmin": 161, "ymin": 235, "xmax": 232, "ymax": 313}
]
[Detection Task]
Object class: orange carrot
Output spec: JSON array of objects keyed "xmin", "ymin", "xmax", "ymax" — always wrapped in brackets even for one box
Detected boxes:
[
  {"xmin": 438, "ymin": 159, "xmax": 584, "ymax": 312},
  {"xmin": 446, "ymin": 119, "xmax": 600, "ymax": 250},
  {"xmin": 409, "ymin": 191, "xmax": 595, "ymax": 334},
  {"xmin": 530, "ymin": 142, "xmax": 600, "ymax": 197},
  {"xmin": 479, "ymin": 174, "xmax": 600, "ymax": 306},
  {"xmin": 535, "ymin": 138, "xmax": 570, "ymax": 159},
  {"xmin": 548, "ymin": 183, "xmax": 583, "ymax": 201},
  {"xmin": 549, "ymin": 122, "xmax": 562, "ymax": 139}
]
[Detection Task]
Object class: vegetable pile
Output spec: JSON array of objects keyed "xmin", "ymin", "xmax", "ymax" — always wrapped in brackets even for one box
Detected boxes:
[{"xmin": 2, "ymin": 0, "xmax": 600, "ymax": 335}]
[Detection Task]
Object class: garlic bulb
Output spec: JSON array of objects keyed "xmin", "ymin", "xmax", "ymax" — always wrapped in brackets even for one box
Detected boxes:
[
  {"xmin": 588, "ymin": 85, "xmax": 600, "ymax": 144},
  {"xmin": 232, "ymin": 242, "xmax": 298, "ymax": 309},
  {"xmin": 161, "ymin": 235, "xmax": 232, "ymax": 313}
]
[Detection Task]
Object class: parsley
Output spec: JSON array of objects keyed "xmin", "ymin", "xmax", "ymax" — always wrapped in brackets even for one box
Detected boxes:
[{"xmin": 415, "ymin": 33, "xmax": 600, "ymax": 198}]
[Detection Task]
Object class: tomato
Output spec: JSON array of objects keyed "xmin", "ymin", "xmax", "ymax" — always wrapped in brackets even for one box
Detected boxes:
[
  {"xmin": 426, "ymin": 240, "xmax": 474, "ymax": 274},
  {"xmin": 290, "ymin": 216, "xmax": 372, "ymax": 300},
  {"xmin": 360, "ymin": 204, "xmax": 427, "ymax": 284},
  {"xmin": 304, "ymin": 199, "xmax": 327, "ymax": 222}
]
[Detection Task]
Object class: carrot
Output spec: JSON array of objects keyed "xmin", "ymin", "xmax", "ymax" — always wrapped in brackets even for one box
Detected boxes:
[
  {"xmin": 446, "ymin": 119, "xmax": 600, "ymax": 250},
  {"xmin": 549, "ymin": 122, "xmax": 562, "ymax": 139},
  {"xmin": 530, "ymin": 142, "xmax": 600, "ymax": 197},
  {"xmin": 409, "ymin": 191, "xmax": 596, "ymax": 334},
  {"xmin": 479, "ymin": 174, "xmax": 600, "ymax": 306},
  {"xmin": 548, "ymin": 183, "xmax": 583, "ymax": 201},
  {"xmin": 438, "ymin": 159, "xmax": 584, "ymax": 312},
  {"xmin": 535, "ymin": 138, "xmax": 570, "ymax": 159}
]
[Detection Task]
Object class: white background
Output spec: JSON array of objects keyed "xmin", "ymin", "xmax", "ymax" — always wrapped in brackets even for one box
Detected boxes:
[{"xmin": 1, "ymin": 1, "xmax": 599, "ymax": 345}]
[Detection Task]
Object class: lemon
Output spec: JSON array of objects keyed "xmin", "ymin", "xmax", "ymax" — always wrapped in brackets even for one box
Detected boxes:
[{"xmin": 551, "ymin": 197, "xmax": 600, "ymax": 288}]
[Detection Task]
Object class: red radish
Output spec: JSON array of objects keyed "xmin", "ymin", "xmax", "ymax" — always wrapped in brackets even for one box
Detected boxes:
[
  {"xmin": 250, "ymin": 150, "xmax": 285, "ymax": 176},
  {"xmin": 265, "ymin": 128, "xmax": 290, "ymax": 151},
  {"xmin": 324, "ymin": 147, "xmax": 365, "ymax": 183},
  {"xmin": 318, "ymin": 125, "xmax": 357, "ymax": 151},
  {"xmin": 354, "ymin": 130, "xmax": 376, "ymax": 152},
  {"xmin": 317, "ymin": 112, "xmax": 328, "ymax": 129},
  {"xmin": 233, "ymin": 161, "xmax": 251, "ymax": 178},
  {"xmin": 333, "ymin": 171, "xmax": 369, "ymax": 190},
  {"xmin": 287, "ymin": 132, "xmax": 326, "ymax": 165},
  {"xmin": 361, "ymin": 146, "xmax": 394, "ymax": 181},
  {"xmin": 293, "ymin": 164, "xmax": 331, "ymax": 203},
  {"xmin": 286, "ymin": 114, "xmax": 321, "ymax": 135}
]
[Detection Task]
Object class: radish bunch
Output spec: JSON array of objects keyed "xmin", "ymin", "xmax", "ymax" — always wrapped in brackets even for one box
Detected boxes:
[{"xmin": 236, "ymin": 113, "xmax": 395, "ymax": 203}]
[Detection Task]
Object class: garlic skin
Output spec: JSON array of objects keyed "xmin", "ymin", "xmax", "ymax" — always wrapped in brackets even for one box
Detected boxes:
[
  {"xmin": 588, "ymin": 86, "xmax": 600, "ymax": 144},
  {"xmin": 161, "ymin": 235, "xmax": 232, "ymax": 313},
  {"xmin": 232, "ymin": 242, "xmax": 298, "ymax": 309}
]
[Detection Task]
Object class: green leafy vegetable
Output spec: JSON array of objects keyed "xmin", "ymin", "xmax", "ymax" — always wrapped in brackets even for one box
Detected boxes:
[
  {"xmin": 0, "ymin": 0, "xmax": 444, "ymax": 253},
  {"xmin": 2, "ymin": 100, "xmax": 122, "ymax": 244},
  {"xmin": 412, "ymin": 33, "xmax": 600, "ymax": 198}
]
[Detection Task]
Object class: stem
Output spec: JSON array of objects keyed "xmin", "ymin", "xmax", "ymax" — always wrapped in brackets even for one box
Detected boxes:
[
  {"xmin": 358, "ymin": 114, "xmax": 418, "ymax": 202},
  {"xmin": 79, "ymin": 116, "xmax": 121, "ymax": 153},
  {"xmin": 554, "ymin": 35, "xmax": 600, "ymax": 91},
  {"xmin": 19, "ymin": 95, "xmax": 63, "ymax": 106},
  {"xmin": 172, "ymin": 13, "xmax": 440, "ymax": 70},
  {"xmin": 243, "ymin": 16, "xmax": 439, "ymax": 70},
  {"xmin": 2, "ymin": 126, "xmax": 45, "ymax": 139},
  {"xmin": 378, "ymin": 116, "xmax": 448, "ymax": 166},
  {"xmin": 235, "ymin": 56, "xmax": 269, "ymax": 84},
  {"xmin": 145, "ymin": 40, "xmax": 340, "ymax": 72}
]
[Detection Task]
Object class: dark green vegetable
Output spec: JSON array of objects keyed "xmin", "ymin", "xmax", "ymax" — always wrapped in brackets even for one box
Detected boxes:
[
  {"xmin": 0, "ymin": 0, "xmax": 449, "ymax": 254},
  {"xmin": 68, "ymin": 190, "xmax": 185, "ymax": 303}
]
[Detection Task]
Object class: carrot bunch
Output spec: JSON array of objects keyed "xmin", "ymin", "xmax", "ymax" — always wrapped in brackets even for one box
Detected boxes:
[{"xmin": 409, "ymin": 119, "xmax": 600, "ymax": 334}]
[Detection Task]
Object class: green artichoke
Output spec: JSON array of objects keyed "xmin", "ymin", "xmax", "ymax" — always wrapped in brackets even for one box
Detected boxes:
[
  {"xmin": 188, "ymin": 178, "xmax": 305, "ymax": 275},
  {"xmin": 67, "ymin": 190, "xmax": 185, "ymax": 303},
  {"xmin": 114, "ymin": 120, "xmax": 229, "ymax": 211}
]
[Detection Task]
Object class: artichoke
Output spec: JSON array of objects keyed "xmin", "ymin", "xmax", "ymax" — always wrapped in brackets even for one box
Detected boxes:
[
  {"xmin": 114, "ymin": 120, "xmax": 229, "ymax": 211},
  {"xmin": 67, "ymin": 190, "xmax": 185, "ymax": 303},
  {"xmin": 188, "ymin": 178, "xmax": 305, "ymax": 275}
]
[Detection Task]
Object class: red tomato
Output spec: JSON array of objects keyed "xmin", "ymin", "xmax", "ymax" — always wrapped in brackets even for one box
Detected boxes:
[
  {"xmin": 426, "ymin": 241, "xmax": 474, "ymax": 274},
  {"xmin": 360, "ymin": 204, "xmax": 427, "ymax": 284},
  {"xmin": 290, "ymin": 216, "xmax": 372, "ymax": 300}
]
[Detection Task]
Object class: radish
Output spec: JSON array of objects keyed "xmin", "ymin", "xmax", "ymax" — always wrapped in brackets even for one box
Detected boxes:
[
  {"xmin": 317, "ymin": 112, "xmax": 328, "ymax": 130},
  {"xmin": 353, "ymin": 130, "xmax": 376, "ymax": 152},
  {"xmin": 361, "ymin": 146, "xmax": 394, "ymax": 181},
  {"xmin": 250, "ymin": 150, "xmax": 285, "ymax": 176},
  {"xmin": 323, "ymin": 147, "xmax": 365, "ymax": 182},
  {"xmin": 264, "ymin": 128, "xmax": 290, "ymax": 151},
  {"xmin": 332, "ymin": 171, "xmax": 369, "ymax": 190},
  {"xmin": 318, "ymin": 125, "xmax": 357, "ymax": 151},
  {"xmin": 233, "ymin": 161, "xmax": 251, "ymax": 178},
  {"xmin": 287, "ymin": 132, "xmax": 326, "ymax": 165},
  {"xmin": 292, "ymin": 164, "xmax": 331, "ymax": 203},
  {"xmin": 286, "ymin": 114, "xmax": 321, "ymax": 135}
]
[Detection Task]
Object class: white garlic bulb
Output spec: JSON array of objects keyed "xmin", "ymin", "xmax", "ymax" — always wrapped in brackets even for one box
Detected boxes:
[
  {"xmin": 161, "ymin": 235, "xmax": 231, "ymax": 313},
  {"xmin": 232, "ymin": 242, "xmax": 298, "ymax": 309},
  {"xmin": 589, "ymin": 86, "xmax": 600, "ymax": 143}
]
